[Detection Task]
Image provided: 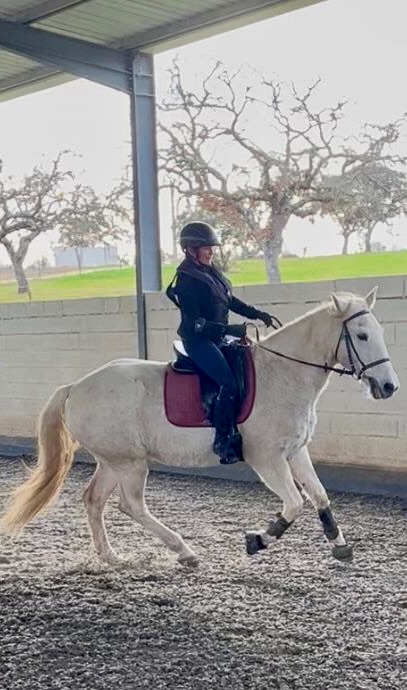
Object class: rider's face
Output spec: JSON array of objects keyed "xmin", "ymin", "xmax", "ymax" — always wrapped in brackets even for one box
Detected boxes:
[{"xmin": 196, "ymin": 245, "xmax": 214, "ymax": 266}]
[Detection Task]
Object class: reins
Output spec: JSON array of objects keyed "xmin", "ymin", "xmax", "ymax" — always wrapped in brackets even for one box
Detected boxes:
[
  {"xmin": 255, "ymin": 340, "xmax": 354, "ymax": 376},
  {"xmin": 250, "ymin": 309, "xmax": 390, "ymax": 380}
]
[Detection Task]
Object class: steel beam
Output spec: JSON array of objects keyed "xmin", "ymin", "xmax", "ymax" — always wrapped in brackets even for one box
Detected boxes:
[
  {"xmin": 129, "ymin": 53, "xmax": 162, "ymax": 359},
  {"xmin": 0, "ymin": 18, "xmax": 130, "ymax": 93}
]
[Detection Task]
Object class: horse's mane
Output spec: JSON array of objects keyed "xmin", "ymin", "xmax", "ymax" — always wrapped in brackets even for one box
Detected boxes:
[{"xmin": 255, "ymin": 292, "xmax": 367, "ymax": 344}]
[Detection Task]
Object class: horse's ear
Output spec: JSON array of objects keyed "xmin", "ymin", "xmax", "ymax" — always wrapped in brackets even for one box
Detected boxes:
[
  {"xmin": 364, "ymin": 286, "xmax": 378, "ymax": 310},
  {"xmin": 330, "ymin": 292, "xmax": 350, "ymax": 314}
]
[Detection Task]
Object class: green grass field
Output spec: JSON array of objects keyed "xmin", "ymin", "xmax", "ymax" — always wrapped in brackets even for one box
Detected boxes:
[{"xmin": 0, "ymin": 250, "xmax": 406, "ymax": 303}]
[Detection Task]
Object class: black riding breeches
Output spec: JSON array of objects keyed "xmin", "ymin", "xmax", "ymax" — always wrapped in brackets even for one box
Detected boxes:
[{"xmin": 182, "ymin": 339, "xmax": 237, "ymax": 397}]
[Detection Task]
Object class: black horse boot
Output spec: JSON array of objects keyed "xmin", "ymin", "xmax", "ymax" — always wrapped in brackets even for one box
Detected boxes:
[{"xmin": 212, "ymin": 387, "xmax": 244, "ymax": 465}]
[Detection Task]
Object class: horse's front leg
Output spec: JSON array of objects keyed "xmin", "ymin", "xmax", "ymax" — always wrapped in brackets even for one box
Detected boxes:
[
  {"xmin": 245, "ymin": 452, "xmax": 304, "ymax": 556},
  {"xmin": 290, "ymin": 446, "xmax": 353, "ymax": 562}
]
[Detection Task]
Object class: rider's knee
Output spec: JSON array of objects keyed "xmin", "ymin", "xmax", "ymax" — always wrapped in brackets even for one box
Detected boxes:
[{"xmin": 221, "ymin": 377, "xmax": 238, "ymax": 398}]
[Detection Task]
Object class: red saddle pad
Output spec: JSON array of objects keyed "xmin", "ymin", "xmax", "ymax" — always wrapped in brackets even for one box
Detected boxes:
[{"xmin": 164, "ymin": 348, "xmax": 256, "ymax": 428}]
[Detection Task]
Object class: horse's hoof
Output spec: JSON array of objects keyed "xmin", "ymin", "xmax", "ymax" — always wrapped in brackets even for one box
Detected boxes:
[
  {"xmin": 332, "ymin": 544, "xmax": 353, "ymax": 562},
  {"xmin": 245, "ymin": 532, "xmax": 267, "ymax": 556},
  {"xmin": 178, "ymin": 554, "xmax": 199, "ymax": 568}
]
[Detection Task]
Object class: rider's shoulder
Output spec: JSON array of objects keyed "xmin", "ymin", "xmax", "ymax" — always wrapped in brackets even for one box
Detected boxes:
[{"xmin": 175, "ymin": 270, "xmax": 200, "ymax": 290}]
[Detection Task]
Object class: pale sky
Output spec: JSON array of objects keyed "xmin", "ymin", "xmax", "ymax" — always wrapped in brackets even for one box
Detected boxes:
[{"xmin": 1, "ymin": 0, "xmax": 407, "ymax": 266}]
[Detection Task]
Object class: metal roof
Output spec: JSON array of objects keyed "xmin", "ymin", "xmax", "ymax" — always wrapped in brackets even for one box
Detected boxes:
[{"xmin": 0, "ymin": 0, "xmax": 324, "ymax": 101}]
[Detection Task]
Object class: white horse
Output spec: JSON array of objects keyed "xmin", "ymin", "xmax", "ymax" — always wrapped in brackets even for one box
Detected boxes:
[{"xmin": 1, "ymin": 289, "xmax": 399, "ymax": 567}]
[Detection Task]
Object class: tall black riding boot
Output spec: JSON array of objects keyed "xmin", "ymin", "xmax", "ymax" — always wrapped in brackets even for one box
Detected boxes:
[{"xmin": 212, "ymin": 387, "xmax": 244, "ymax": 465}]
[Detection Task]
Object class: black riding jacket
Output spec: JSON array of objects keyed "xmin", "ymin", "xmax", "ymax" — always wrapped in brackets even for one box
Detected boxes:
[{"xmin": 166, "ymin": 258, "xmax": 261, "ymax": 343}]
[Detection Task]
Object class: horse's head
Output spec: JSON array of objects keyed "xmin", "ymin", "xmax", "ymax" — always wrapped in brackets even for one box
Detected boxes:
[{"xmin": 330, "ymin": 287, "xmax": 399, "ymax": 400}]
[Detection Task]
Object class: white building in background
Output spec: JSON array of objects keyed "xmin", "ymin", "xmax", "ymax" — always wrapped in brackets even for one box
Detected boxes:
[{"xmin": 54, "ymin": 245, "xmax": 119, "ymax": 268}]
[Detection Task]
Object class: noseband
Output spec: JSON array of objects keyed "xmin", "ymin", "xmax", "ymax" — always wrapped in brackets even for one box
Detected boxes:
[
  {"xmin": 334, "ymin": 309, "xmax": 390, "ymax": 380},
  {"xmin": 256, "ymin": 309, "xmax": 390, "ymax": 379}
]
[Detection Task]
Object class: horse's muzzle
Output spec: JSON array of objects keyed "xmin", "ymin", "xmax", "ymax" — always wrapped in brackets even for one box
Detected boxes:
[{"xmin": 366, "ymin": 376, "xmax": 399, "ymax": 400}]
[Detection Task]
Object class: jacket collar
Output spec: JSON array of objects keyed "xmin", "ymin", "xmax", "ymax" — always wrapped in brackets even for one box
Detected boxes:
[{"xmin": 177, "ymin": 258, "xmax": 231, "ymax": 292}]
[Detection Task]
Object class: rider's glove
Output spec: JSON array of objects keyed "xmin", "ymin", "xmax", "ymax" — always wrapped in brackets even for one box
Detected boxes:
[
  {"xmin": 255, "ymin": 310, "xmax": 282, "ymax": 329},
  {"xmin": 255, "ymin": 310, "xmax": 274, "ymax": 328}
]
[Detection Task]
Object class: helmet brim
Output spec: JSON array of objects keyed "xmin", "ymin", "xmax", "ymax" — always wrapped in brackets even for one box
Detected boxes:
[{"xmin": 181, "ymin": 238, "xmax": 220, "ymax": 248}]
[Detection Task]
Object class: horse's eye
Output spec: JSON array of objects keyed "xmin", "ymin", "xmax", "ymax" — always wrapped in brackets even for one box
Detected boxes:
[{"xmin": 357, "ymin": 333, "xmax": 368, "ymax": 341}]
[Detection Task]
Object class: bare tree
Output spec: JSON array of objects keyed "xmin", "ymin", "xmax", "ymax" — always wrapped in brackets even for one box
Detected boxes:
[
  {"xmin": 323, "ymin": 163, "xmax": 407, "ymax": 254},
  {"xmin": 56, "ymin": 184, "xmax": 129, "ymax": 272},
  {"xmin": 158, "ymin": 60, "xmax": 406, "ymax": 282},
  {"xmin": 0, "ymin": 152, "xmax": 73, "ymax": 294},
  {"xmin": 31, "ymin": 255, "xmax": 50, "ymax": 278}
]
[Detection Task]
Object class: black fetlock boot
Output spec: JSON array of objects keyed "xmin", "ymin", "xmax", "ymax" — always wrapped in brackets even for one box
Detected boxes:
[{"xmin": 212, "ymin": 387, "xmax": 244, "ymax": 465}]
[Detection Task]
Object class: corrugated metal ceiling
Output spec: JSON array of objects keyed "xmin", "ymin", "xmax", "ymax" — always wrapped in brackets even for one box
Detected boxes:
[
  {"xmin": 33, "ymin": 0, "xmax": 224, "ymax": 45},
  {"xmin": 0, "ymin": 0, "xmax": 324, "ymax": 101}
]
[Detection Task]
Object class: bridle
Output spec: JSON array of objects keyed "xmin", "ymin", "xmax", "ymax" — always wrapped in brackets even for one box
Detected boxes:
[{"xmin": 255, "ymin": 309, "xmax": 390, "ymax": 380}]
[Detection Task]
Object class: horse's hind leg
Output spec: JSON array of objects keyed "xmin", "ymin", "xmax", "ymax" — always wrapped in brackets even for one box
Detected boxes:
[
  {"xmin": 118, "ymin": 459, "xmax": 198, "ymax": 568},
  {"xmin": 245, "ymin": 452, "xmax": 304, "ymax": 556},
  {"xmin": 83, "ymin": 459, "xmax": 120, "ymax": 564},
  {"xmin": 290, "ymin": 446, "xmax": 353, "ymax": 562}
]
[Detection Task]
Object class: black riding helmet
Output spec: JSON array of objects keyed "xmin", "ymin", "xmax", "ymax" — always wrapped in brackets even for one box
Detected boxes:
[{"xmin": 180, "ymin": 221, "xmax": 220, "ymax": 250}]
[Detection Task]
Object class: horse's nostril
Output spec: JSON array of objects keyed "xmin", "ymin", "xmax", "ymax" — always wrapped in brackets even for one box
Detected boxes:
[{"xmin": 383, "ymin": 381, "xmax": 395, "ymax": 396}]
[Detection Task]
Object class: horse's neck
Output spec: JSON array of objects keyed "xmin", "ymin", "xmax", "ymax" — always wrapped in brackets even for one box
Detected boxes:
[
  {"xmin": 270, "ymin": 305, "xmax": 338, "ymax": 361},
  {"xmin": 259, "ymin": 305, "xmax": 340, "ymax": 393}
]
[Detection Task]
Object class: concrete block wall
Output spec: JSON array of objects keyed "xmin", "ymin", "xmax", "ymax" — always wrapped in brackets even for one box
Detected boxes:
[
  {"xmin": 145, "ymin": 275, "xmax": 407, "ymax": 471},
  {"xmin": 0, "ymin": 275, "xmax": 406, "ymax": 472},
  {"xmin": 0, "ymin": 297, "xmax": 138, "ymax": 436}
]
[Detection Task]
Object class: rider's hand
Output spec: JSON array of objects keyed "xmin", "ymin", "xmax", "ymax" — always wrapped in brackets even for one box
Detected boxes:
[
  {"xmin": 256, "ymin": 310, "xmax": 274, "ymax": 328},
  {"xmin": 225, "ymin": 323, "xmax": 247, "ymax": 339}
]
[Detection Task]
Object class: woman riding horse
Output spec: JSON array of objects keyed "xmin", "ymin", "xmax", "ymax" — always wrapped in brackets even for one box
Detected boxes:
[{"xmin": 166, "ymin": 221, "xmax": 275, "ymax": 465}]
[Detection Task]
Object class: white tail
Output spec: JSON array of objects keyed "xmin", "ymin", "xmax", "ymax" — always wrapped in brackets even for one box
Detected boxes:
[{"xmin": 1, "ymin": 384, "xmax": 77, "ymax": 532}]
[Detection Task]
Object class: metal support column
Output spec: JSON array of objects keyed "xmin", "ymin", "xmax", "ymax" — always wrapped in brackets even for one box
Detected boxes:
[{"xmin": 129, "ymin": 53, "xmax": 162, "ymax": 359}]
